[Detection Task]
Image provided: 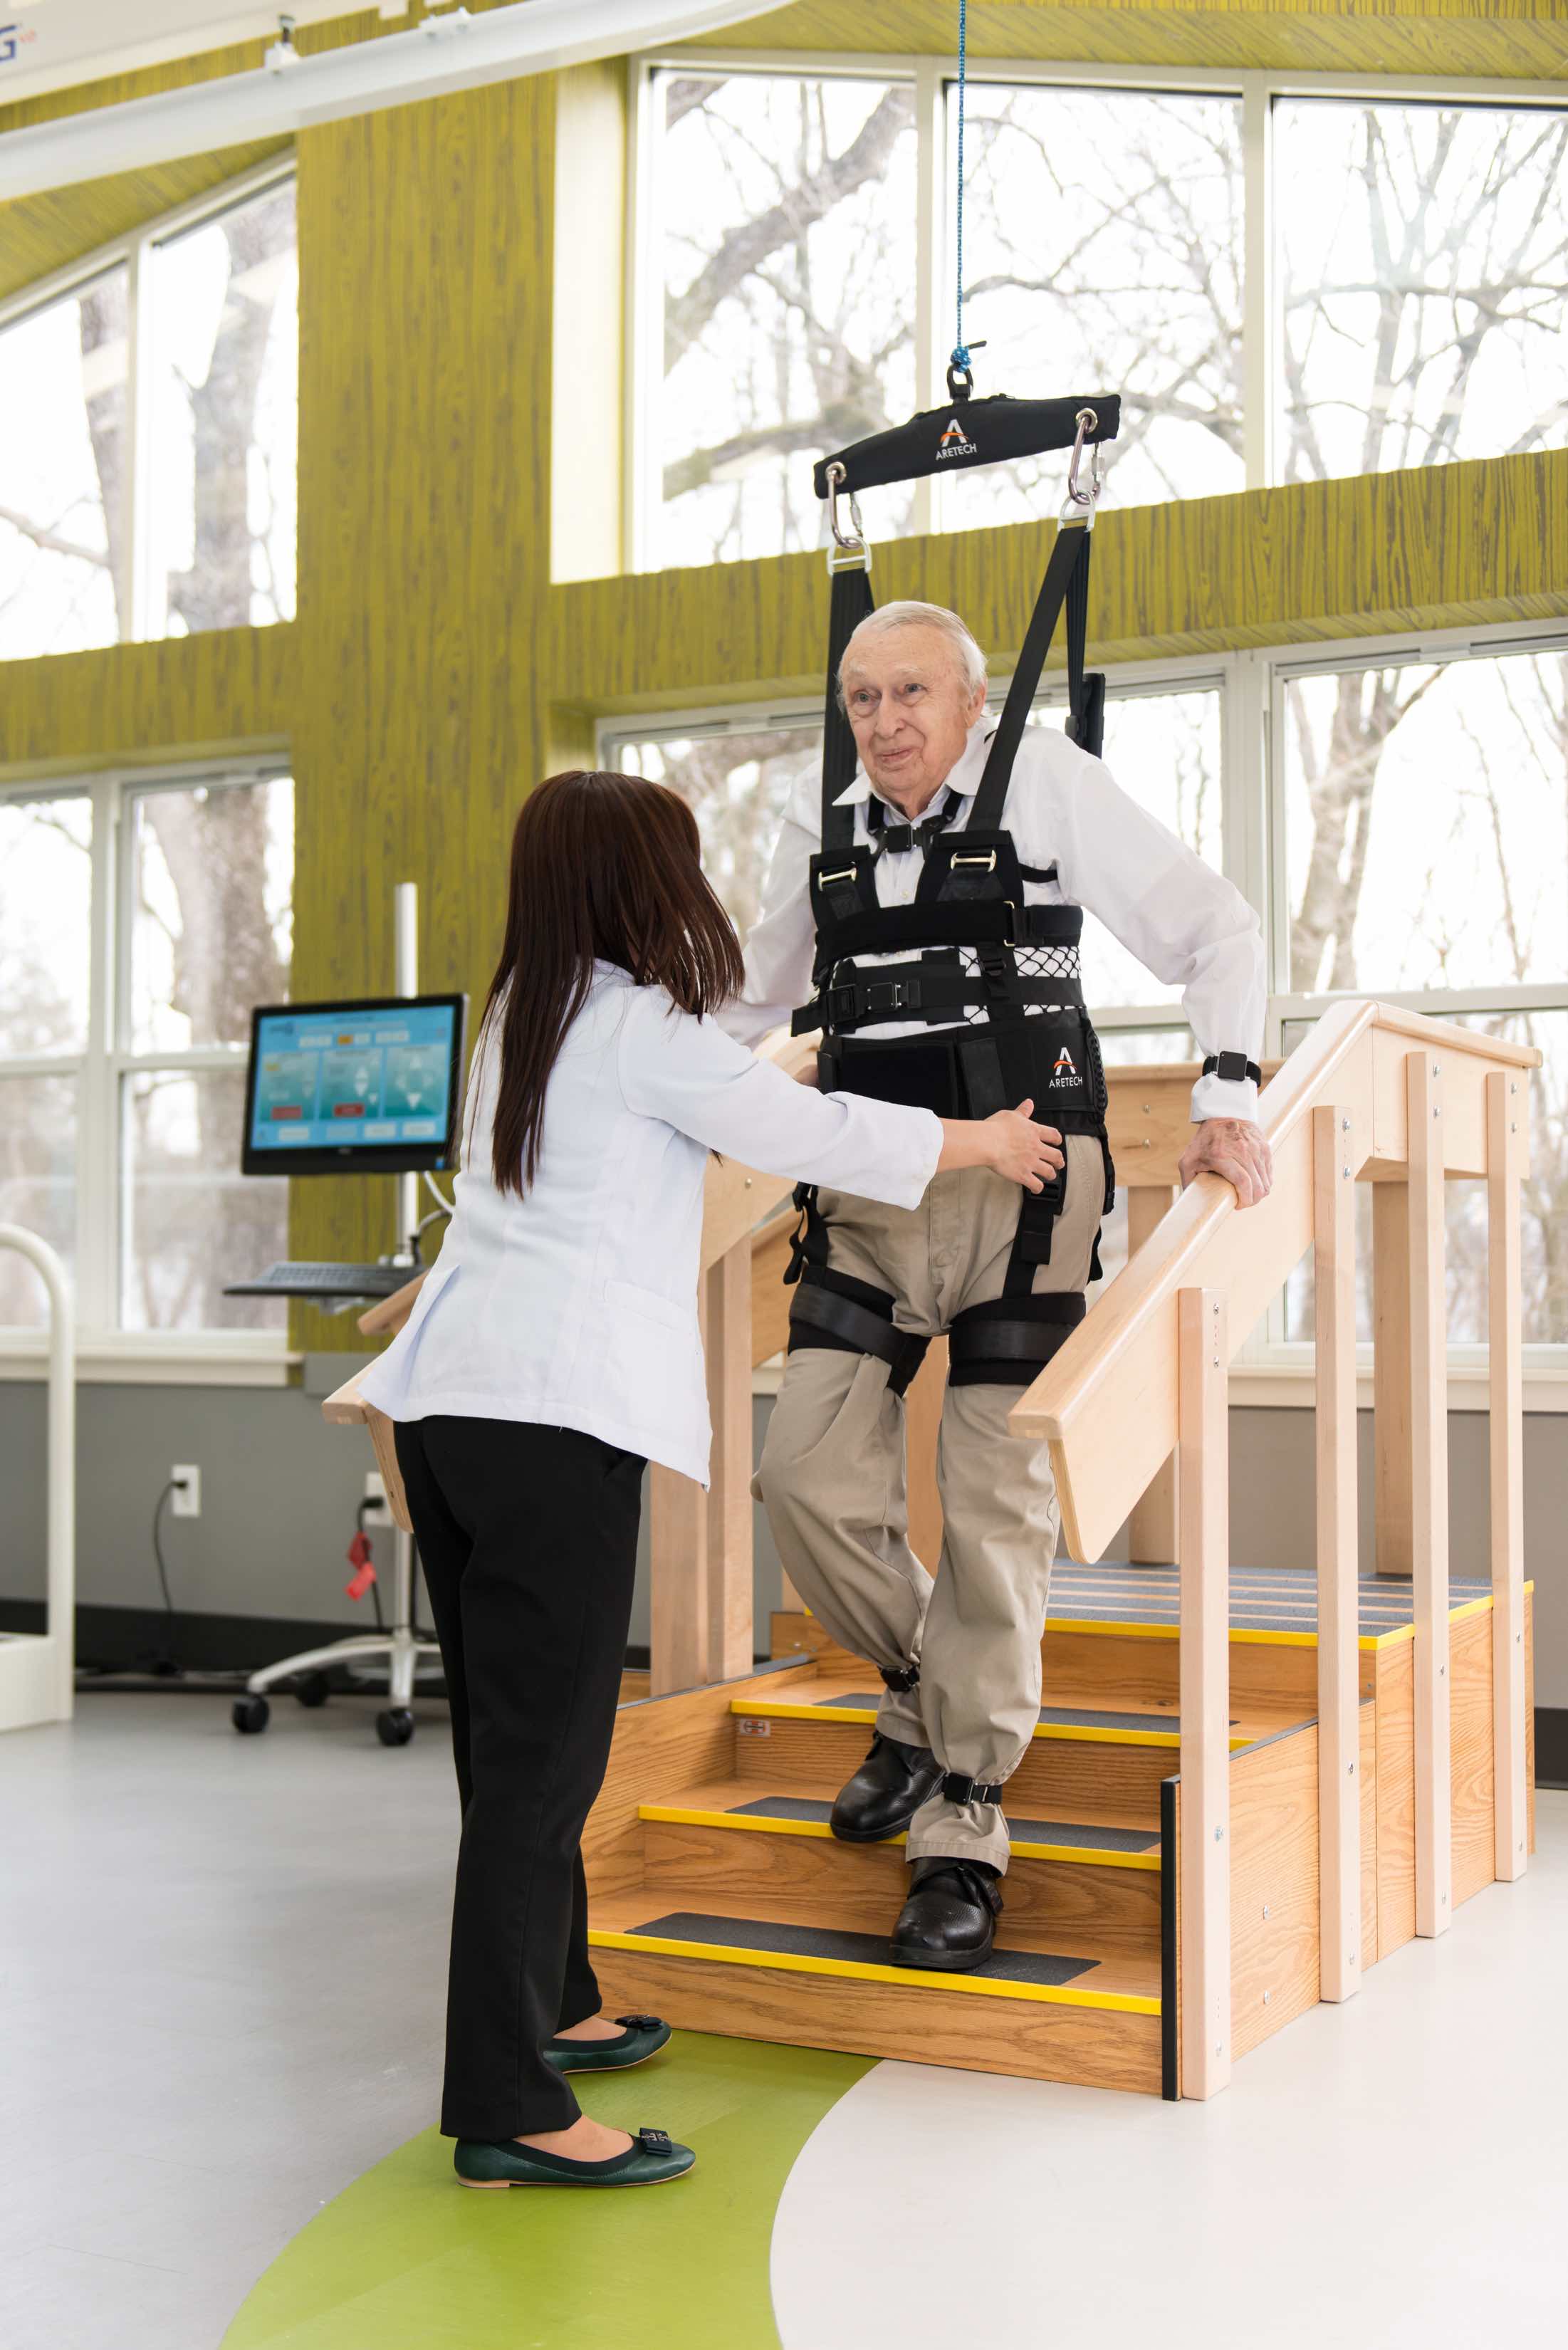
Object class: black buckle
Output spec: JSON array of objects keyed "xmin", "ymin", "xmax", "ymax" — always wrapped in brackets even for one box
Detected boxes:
[
  {"xmin": 637, "ymin": 2129, "xmax": 673, "ymax": 2154},
  {"xmin": 941, "ymin": 1771, "xmax": 1005, "ymax": 1807},
  {"xmin": 879, "ymin": 1661, "xmax": 920, "ymax": 1694}
]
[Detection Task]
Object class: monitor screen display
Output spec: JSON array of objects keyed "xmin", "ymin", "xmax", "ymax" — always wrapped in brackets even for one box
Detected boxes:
[{"xmin": 241, "ymin": 995, "xmax": 467, "ymax": 1176}]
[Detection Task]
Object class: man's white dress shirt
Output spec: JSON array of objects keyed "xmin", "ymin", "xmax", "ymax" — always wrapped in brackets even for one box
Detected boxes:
[{"xmin": 721, "ymin": 716, "xmax": 1265, "ymax": 1127}]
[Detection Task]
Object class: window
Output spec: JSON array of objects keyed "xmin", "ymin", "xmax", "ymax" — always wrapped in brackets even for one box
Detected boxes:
[
  {"xmin": 615, "ymin": 713, "xmax": 822, "ymax": 935},
  {"xmin": 630, "ymin": 60, "xmax": 1568, "ymax": 553},
  {"xmin": 1277, "ymin": 99, "xmax": 1568, "ymax": 485},
  {"xmin": 954, "ymin": 85, "xmax": 1245, "ymax": 518},
  {"xmin": 1276, "ymin": 641, "xmax": 1568, "ymax": 1347},
  {"xmin": 0, "ymin": 766, "xmax": 293, "ymax": 1344},
  {"xmin": 0, "ymin": 164, "xmax": 296, "ymax": 660},
  {"xmin": 0, "ymin": 271, "xmax": 128, "ymax": 658},
  {"xmin": 645, "ymin": 71, "xmax": 919, "ymax": 570}
]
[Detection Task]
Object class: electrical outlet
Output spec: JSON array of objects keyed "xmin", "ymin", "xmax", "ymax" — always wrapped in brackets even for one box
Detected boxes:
[
  {"xmin": 170, "ymin": 1464, "xmax": 201, "ymax": 1518},
  {"xmin": 362, "ymin": 1469, "xmax": 392, "ymax": 1528}
]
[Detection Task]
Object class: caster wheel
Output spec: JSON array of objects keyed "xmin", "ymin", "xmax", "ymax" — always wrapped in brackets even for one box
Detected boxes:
[
  {"xmin": 294, "ymin": 1672, "xmax": 330, "ymax": 1709},
  {"xmin": 233, "ymin": 1695, "xmax": 271, "ymax": 1735},
  {"xmin": 376, "ymin": 1708, "xmax": 415, "ymax": 1748}
]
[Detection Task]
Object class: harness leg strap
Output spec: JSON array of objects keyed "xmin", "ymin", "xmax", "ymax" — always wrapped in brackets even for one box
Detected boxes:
[
  {"xmin": 788, "ymin": 1267, "xmax": 932, "ymax": 1399},
  {"xmin": 946, "ymin": 1292, "xmax": 1087, "ymax": 1388}
]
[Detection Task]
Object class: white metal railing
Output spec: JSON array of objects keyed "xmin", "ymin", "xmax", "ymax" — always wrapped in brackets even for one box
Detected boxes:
[{"xmin": 0, "ymin": 1227, "xmax": 75, "ymax": 1730}]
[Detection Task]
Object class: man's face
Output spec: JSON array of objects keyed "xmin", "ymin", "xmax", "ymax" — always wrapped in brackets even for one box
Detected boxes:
[{"xmin": 840, "ymin": 622, "xmax": 987, "ymax": 814}]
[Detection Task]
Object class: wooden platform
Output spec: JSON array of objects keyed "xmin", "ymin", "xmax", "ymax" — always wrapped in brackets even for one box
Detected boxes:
[{"xmin": 588, "ymin": 1569, "xmax": 1532, "ymax": 2099}]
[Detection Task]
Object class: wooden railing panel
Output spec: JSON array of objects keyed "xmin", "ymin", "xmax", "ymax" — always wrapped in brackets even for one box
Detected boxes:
[
  {"xmin": 1488, "ymin": 1070, "xmax": 1529, "ymax": 1884},
  {"xmin": 1011, "ymin": 1004, "xmax": 1537, "ymax": 1565},
  {"xmin": 1406, "ymin": 1051, "xmax": 1453, "ymax": 1939},
  {"xmin": 1178, "ymin": 1287, "xmax": 1231, "ymax": 2099},
  {"xmin": 1314, "ymin": 1104, "xmax": 1361, "ymax": 2002}
]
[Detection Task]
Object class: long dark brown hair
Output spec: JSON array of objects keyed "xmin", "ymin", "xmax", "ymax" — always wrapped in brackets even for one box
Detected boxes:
[{"xmin": 476, "ymin": 769, "xmax": 744, "ymax": 1196}]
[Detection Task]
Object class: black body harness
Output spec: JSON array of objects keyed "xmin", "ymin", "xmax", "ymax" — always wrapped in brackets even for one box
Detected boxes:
[{"xmin": 784, "ymin": 390, "xmax": 1124, "ymax": 1404}]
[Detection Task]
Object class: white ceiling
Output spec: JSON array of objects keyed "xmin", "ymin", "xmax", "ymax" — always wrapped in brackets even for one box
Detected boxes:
[{"xmin": 0, "ymin": 6, "xmax": 404, "ymax": 107}]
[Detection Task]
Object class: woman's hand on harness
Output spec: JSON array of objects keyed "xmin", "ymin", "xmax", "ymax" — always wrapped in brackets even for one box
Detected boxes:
[{"xmin": 938, "ymin": 1099, "xmax": 1065, "ymax": 1191}]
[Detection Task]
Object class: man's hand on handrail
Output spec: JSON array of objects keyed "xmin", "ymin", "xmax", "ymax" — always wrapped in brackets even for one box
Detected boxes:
[{"xmin": 1178, "ymin": 1117, "xmax": 1273, "ymax": 1208}]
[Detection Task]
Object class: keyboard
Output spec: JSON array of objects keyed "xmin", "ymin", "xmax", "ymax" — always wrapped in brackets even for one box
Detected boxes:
[{"xmin": 224, "ymin": 1261, "xmax": 419, "ymax": 1300}]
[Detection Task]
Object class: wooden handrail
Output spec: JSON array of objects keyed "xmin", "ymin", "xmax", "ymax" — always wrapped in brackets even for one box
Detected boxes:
[{"xmin": 1008, "ymin": 1001, "xmax": 1538, "ymax": 1565}]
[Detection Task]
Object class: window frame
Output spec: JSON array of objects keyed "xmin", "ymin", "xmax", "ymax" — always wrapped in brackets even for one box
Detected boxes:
[
  {"xmin": 0, "ymin": 756, "xmax": 295, "ymax": 1383},
  {"xmin": 626, "ymin": 49, "xmax": 1568, "ymax": 561},
  {"xmin": 0, "ymin": 154, "xmax": 298, "ymax": 652},
  {"xmin": 598, "ymin": 610, "xmax": 1568, "ymax": 1395}
]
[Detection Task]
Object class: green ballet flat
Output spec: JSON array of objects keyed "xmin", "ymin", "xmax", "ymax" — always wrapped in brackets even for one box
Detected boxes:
[
  {"xmin": 454, "ymin": 2127, "xmax": 695, "ymax": 2190},
  {"xmin": 542, "ymin": 2013, "xmax": 671, "ymax": 2074}
]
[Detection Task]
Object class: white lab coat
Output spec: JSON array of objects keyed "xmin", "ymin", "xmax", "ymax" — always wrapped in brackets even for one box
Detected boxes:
[
  {"xmin": 720, "ymin": 716, "xmax": 1266, "ymax": 1125},
  {"xmin": 357, "ymin": 964, "xmax": 942, "ymax": 1485}
]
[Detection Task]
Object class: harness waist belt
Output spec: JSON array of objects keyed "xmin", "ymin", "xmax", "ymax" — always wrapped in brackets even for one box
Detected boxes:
[
  {"xmin": 809, "ymin": 898, "xmax": 1082, "ymax": 967},
  {"xmin": 799, "ymin": 968, "xmax": 1085, "ymax": 1036}
]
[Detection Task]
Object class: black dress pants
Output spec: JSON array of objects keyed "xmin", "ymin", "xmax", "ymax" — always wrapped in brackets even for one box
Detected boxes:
[{"xmin": 394, "ymin": 1414, "xmax": 644, "ymax": 2138}]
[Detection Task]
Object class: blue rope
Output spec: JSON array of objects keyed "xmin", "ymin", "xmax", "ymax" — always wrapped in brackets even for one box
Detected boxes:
[{"xmin": 951, "ymin": 0, "xmax": 969, "ymax": 372}]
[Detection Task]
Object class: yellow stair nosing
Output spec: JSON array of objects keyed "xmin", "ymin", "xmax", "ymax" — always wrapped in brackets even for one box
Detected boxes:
[
  {"xmin": 731, "ymin": 1696, "xmax": 1252, "ymax": 1751},
  {"xmin": 637, "ymin": 1801, "xmax": 1161, "ymax": 1871},
  {"xmin": 587, "ymin": 1926, "xmax": 1160, "ymax": 2015}
]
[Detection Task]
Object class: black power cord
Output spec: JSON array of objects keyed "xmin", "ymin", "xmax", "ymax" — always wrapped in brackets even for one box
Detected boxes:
[{"xmin": 147, "ymin": 1476, "xmax": 187, "ymax": 1674}]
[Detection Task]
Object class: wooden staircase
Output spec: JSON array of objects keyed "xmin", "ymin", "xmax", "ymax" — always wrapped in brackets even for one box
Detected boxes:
[
  {"xmin": 325, "ymin": 1001, "xmax": 1540, "ymax": 2101},
  {"xmin": 585, "ymin": 1560, "xmax": 1534, "ymax": 2100}
]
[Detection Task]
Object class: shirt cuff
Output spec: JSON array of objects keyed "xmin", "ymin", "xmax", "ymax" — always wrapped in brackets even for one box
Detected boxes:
[{"xmin": 1191, "ymin": 1074, "xmax": 1259, "ymax": 1124}]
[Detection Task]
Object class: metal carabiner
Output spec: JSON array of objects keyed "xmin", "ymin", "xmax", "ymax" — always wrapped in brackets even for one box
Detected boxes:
[
  {"xmin": 1061, "ymin": 407, "xmax": 1104, "ymax": 525},
  {"xmin": 825, "ymin": 461, "xmax": 873, "ymax": 575}
]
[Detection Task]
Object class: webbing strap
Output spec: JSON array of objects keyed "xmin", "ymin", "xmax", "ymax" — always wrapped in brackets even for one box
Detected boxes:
[
  {"xmin": 971, "ymin": 524, "xmax": 1092, "ymax": 832},
  {"xmin": 788, "ymin": 1275, "xmax": 931, "ymax": 1396},
  {"xmin": 821, "ymin": 566, "xmax": 876, "ymax": 850}
]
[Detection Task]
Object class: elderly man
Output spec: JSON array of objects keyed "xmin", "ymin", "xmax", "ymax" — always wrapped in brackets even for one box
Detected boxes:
[{"xmin": 721, "ymin": 600, "xmax": 1270, "ymax": 1969}]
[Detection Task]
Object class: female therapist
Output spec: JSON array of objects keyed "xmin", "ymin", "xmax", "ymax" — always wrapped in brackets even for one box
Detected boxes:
[{"xmin": 358, "ymin": 769, "xmax": 1062, "ymax": 2192}]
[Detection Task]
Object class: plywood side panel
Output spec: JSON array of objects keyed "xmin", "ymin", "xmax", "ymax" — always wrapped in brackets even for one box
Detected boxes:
[
  {"xmin": 1375, "ymin": 1638, "xmax": 1416, "ymax": 1959},
  {"xmin": 1451, "ymin": 1612, "xmax": 1497, "ymax": 1911},
  {"xmin": 1230, "ymin": 1725, "xmax": 1320, "ymax": 2062},
  {"xmin": 1360, "ymin": 1698, "xmax": 1379, "ymax": 1969}
]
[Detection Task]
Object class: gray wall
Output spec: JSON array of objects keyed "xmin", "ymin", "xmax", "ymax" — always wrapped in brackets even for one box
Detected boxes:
[{"xmin": 1, "ymin": 1377, "xmax": 1563, "ymax": 1702}]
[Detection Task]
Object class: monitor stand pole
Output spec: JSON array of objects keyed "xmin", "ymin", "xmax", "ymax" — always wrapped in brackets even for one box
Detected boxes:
[{"xmin": 377, "ymin": 881, "xmax": 441, "ymax": 1743}]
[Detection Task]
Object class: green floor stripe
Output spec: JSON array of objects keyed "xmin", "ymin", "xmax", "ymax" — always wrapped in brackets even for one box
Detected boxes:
[{"xmin": 221, "ymin": 2033, "xmax": 872, "ymax": 2350}]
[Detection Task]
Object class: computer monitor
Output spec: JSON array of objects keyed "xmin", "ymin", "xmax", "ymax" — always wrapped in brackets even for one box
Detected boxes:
[{"xmin": 241, "ymin": 994, "xmax": 468, "ymax": 1177}]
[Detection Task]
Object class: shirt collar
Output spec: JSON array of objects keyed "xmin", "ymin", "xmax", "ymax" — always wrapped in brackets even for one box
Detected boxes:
[{"xmin": 831, "ymin": 716, "xmax": 993, "ymax": 810}]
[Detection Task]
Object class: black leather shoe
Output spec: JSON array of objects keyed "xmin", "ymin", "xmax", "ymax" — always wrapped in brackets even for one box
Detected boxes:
[
  {"xmin": 889, "ymin": 1856, "xmax": 1003, "ymax": 1971},
  {"xmin": 830, "ymin": 1733, "xmax": 944, "ymax": 1844}
]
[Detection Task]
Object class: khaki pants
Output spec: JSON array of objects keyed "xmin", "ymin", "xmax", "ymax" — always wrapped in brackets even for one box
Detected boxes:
[{"xmin": 756, "ymin": 1137, "xmax": 1104, "ymax": 1874}]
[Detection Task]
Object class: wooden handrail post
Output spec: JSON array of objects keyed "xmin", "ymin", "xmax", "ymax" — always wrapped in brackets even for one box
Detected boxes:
[
  {"xmin": 1127, "ymin": 1184, "xmax": 1179, "ymax": 1565},
  {"xmin": 1487, "ymin": 1070, "xmax": 1528, "ymax": 1883},
  {"xmin": 1314, "ymin": 1106, "xmax": 1361, "ymax": 2001},
  {"xmin": 649, "ymin": 1465, "xmax": 708, "ymax": 1696},
  {"xmin": 706, "ymin": 1231, "xmax": 755, "ymax": 1681},
  {"xmin": 1407, "ymin": 1051, "xmax": 1452, "ymax": 1937},
  {"xmin": 1178, "ymin": 1285, "xmax": 1230, "ymax": 2098},
  {"xmin": 1371, "ymin": 1183, "xmax": 1413, "ymax": 1578}
]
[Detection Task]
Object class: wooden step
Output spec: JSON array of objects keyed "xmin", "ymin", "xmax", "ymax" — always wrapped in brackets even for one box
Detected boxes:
[
  {"xmin": 639, "ymin": 1777, "xmax": 1163, "ymax": 1957},
  {"xmin": 731, "ymin": 1672, "xmax": 1305, "ymax": 1816},
  {"xmin": 587, "ymin": 1883, "xmax": 1164, "ymax": 2095}
]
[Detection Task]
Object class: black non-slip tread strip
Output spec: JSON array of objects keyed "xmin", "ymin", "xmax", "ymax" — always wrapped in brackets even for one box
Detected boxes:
[
  {"xmin": 726, "ymin": 1793, "xmax": 1159, "ymax": 1852},
  {"xmin": 815, "ymin": 1694, "xmax": 1234, "ymax": 1733},
  {"xmin": 628, "ymin": 1911, "xmax": 1099, "ymax": 1987}
]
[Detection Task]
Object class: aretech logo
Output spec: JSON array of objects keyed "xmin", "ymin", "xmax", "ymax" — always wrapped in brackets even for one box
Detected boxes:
[
  {"xmin": 936, "ymin": 414, "xmax": 977, "ymax": 462},
  {"xmin": 1050, "ymin": 1046, "xmax": 1079, "ymax": 1087}
]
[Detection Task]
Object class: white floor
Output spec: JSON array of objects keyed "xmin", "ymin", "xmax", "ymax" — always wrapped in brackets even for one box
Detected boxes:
[
  {"xmin": 773, "ymin": 1790, "xmax": 1568, "ymax": 2350},
  {"xmin": 0, "ymin": 1693, "xmax": 454, "ymax": 2350},
  {"xmin": 3, "ymin": 1696, "xmax": 1564, "ymax": 2350}
]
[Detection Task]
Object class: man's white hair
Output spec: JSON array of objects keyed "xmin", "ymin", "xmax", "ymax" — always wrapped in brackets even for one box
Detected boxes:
[{"xmin": 837, "ymin": 600, "xmax": 988, "ymax": 707}]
